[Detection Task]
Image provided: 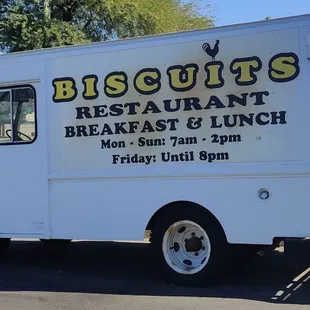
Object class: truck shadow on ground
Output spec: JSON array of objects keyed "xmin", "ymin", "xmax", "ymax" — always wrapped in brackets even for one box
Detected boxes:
[{"xmin": 0, "ymin": 240, "xmax": 309, "ymax": 305}]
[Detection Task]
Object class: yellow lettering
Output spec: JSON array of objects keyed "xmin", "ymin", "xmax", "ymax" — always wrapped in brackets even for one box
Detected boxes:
[
  {"xmin": 52, "ymin": 78, "xmax": 77, "ymax": 102},
  {"xmin": 134, "ymin": 69, "xmax": 161, "ymax": 95},
  {"xmin": 269, "ymin": 53, "xmax": 300, "ymax": 82},
  {"xmin": 104, "ymin": 72, "xmax": 128, "ymax": 98},
  {"xmin": 167, "ymin": 64, "xmax": 198, "ymax": 91},
  {"xmin": 230, "ymin": 57, "xmax": 262, "ymax": 86},
  {"xmin": 205, "ymin": 62, "xmax": 224, "ymax": 89},
  {"xmin": 82, "ymin": 75, "xmax": 98, "ymax": 100}
]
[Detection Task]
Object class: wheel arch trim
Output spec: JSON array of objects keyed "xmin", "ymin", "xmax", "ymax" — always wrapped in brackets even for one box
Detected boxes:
[{"xmin": 145, "ymin": 200, "xmax": 228, "ymax": 242}]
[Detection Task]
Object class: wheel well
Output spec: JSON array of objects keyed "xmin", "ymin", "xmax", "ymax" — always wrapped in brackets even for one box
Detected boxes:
[{"xmin": 145, "ymin": 200, "xmax": 227, "ymax": 241}]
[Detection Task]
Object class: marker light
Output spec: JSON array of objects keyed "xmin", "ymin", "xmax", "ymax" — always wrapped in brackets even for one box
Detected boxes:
[{"xmin": 258, "ymin": 188, "xmax": 270, "ymax": 201}]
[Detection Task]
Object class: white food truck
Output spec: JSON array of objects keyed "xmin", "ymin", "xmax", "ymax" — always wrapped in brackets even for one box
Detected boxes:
[{"xmin": 1, "ymin": 13, "xmax": 310, "ymax": 286}]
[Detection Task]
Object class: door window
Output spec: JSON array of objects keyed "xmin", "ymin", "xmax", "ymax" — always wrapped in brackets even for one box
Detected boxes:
[{"xmin": 0, "ymin": 86, "xmax": 36, "ymax": 144}]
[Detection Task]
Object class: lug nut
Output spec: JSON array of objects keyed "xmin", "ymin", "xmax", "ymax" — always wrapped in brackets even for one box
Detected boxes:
[
  {"xmin": 195, "ymin": 252, "xmax": 199, "ymax": 256},
  {"xmin": 202, "ymin": 246, "xmax": 206, "ymax": 251},
  {"xmin": 191, "ymin": 232, "xmax": 195, "ymax": 236},
  {"xmin": 200, "ymin": 236, "xmax": 204, "ymax": 240}
]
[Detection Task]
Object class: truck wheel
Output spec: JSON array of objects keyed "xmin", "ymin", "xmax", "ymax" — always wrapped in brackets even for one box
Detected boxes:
[
  {"xmin": 40, "ymin": 239, "xmax": 72, "ymax": 246},
  {"xmin": 150, "ymin": 205, "xmax": 229, "ymax": 286},
  {"xmin": 0, "ymin": 238, "xmax": 10, "ymax": 250},
  {"xmin": 0, "ymin": 238, "xmax": 11, "ymax": 259}
]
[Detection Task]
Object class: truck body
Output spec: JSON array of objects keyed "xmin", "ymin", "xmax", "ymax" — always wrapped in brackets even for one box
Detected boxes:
[{"xmin": 1, "ymin": 14, "xmax": 310, "ymax": 285}]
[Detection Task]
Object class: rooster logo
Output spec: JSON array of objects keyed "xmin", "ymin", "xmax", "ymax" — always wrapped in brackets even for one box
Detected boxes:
[{"xmin": 202, "ymin": 40, "xmax": 220, "ymax": 61}]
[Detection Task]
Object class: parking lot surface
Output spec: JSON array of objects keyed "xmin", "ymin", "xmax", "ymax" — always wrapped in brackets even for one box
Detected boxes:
[{"xmin": 0, "ymin": 240, "xmax": 309, "ymax": 309}]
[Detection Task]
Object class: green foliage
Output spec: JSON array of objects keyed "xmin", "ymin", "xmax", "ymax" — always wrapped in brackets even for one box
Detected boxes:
[
  {"xmin": 0, "ymin": 0, "xmax": 88, "ymax": 52},
  {"xmin": 0, "ymin": 0, "xmax": 213, "ymax": 52}
]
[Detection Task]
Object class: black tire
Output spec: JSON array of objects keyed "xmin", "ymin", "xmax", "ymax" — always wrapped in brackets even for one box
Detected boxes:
[
  {"xmin": 0, "ymin": 238, "xmax": 11, "ymax": 259},
  {"xmin": 0, "ymin": 238, "xmax": 10, "ymax": 250},
  {"xmin": 40, "ymin": 239, "xmax": 72, "ymax": 246},
  {"xmin": 150, "ymin": 203, "xmax": 230, "ymax": 287}
]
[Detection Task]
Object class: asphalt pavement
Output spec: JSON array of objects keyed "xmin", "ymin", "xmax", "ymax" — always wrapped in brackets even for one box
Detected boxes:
[{"xmin": 0, "ymin": 239, "xmax": 309, "ymax": 309}]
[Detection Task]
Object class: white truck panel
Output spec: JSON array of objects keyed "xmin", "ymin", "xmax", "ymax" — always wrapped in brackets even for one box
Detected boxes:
[
  {"xmin": 0, "ymin": 15, "xmax": 310, "ymax": 245},
  {"xmin": 0, "ymin": 59, "xmax": 49, "ymax": 237},
  {"xmin": 44, "ymin": 17, "xmax": 310, "ymax": 244},
  {"xmin": 47, "ymin": 26, "xmax": 304, "ymax": 171},
  {"xmin": 49, "ymin": 177, "xmax": 310, "ymax": 244}
]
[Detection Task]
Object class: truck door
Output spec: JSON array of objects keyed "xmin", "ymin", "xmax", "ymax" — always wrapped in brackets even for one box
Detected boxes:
[{"xmin": 0, "ymin": 84, "xmax": 48, "ymax": 237}]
